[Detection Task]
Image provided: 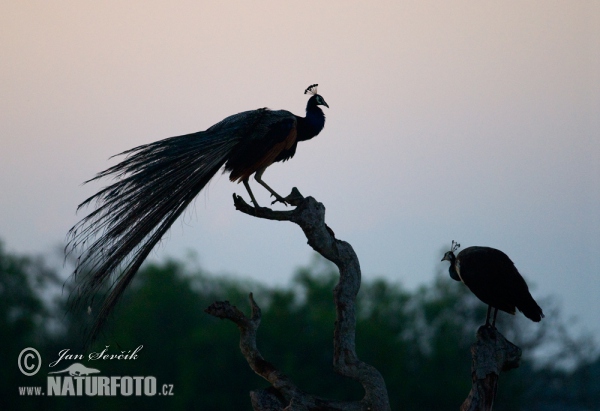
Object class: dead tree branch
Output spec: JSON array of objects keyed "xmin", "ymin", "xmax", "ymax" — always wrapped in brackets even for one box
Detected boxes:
[
  {"xmin": 205, "ymin": 189, "xmax": 391, "ymax": 411},
  {"xmin": 461, "ymin": 325, "xmax": 522, "ymax": 411}
]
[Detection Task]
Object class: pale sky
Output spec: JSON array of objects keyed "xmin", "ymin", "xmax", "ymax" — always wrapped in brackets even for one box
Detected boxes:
[{"xmin": 1, "ymin": 1, "xmax": 599, "ymax": 341}]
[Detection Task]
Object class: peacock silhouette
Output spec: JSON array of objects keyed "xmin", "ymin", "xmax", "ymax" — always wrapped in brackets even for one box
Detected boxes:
[{"xmin": 66, "ymin": 85, "xmax": 328, "ymax": 342}]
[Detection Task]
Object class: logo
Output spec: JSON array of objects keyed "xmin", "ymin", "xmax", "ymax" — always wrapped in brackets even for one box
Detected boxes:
[
  {"xmin": 18, "ymin": 348, "xmax": 42, "ymax": 376},
  {"xmin": 48, "ymin": 363, "xmax": 100, "ymax": 376},
  {"xmin": 47, "ymin": 367, "xmax": 159, "ymax": 396},
  {"xmin": 17, "ymin": 345, "xmax": 175, "ymax": 397}
]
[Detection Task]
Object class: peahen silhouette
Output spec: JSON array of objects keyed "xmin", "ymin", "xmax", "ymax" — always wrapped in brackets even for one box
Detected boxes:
[
  {"xmin": 441, "ymin": 241, "xmax": 544, "ymax": 327},
  {"xmin": 66, "ymin": 84, "xmax": 328, "ymax": 341}
]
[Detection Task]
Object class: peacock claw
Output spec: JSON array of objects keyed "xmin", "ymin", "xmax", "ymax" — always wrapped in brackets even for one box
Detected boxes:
[{"xmin": 270, "ymin": 196, "xmax": 289, "ymax": 206}]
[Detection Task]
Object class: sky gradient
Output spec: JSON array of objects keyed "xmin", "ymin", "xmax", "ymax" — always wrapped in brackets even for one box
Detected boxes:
[{"xmin": 1, "ymin": 1, "xmax": 599, "ymax": 342}]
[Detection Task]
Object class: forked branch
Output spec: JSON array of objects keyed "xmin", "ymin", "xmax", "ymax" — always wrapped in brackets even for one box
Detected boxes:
[{"xmin": 205, "ymin": 189, "xmax": 391, "ymax": 411}]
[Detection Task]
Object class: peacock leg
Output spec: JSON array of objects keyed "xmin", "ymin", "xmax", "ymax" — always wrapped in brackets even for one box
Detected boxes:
[
  {"xmin": 242, "ymin": 178, "xmax": 260, "ymax": 208},
  {"xmin": 254, "ymin": 168, "xmax": 287, "ymax": 205}
]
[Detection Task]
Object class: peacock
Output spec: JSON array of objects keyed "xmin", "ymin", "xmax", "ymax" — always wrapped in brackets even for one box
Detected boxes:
[{"xmin": 66, "ymin": 84, "xmax": 328, "ymax": 340}]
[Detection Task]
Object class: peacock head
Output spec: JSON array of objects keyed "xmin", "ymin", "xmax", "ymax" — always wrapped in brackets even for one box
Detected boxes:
[
  {"xmin": 441, "ymin": 240, "xmax": 461, "ymax": 262},
  {"xmin": 304, "ymin": 84, "xmax": 329, "ymax": 108}
]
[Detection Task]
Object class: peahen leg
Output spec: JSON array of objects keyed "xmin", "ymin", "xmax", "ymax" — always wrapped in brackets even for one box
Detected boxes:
[
  {"xmin": 491, "ymin": 307, "xmax": 499, "ymax": 328},
  {"xmin": 485, "ymin": 306, "xmax": 492, "ymax": 327},
  {"xmin": 243, "ymin": 178, "xmax": 260, "ymax": 208},
  {"xmin": 254, "ymin": 167, "xmax": 287, "ymax": 205}
]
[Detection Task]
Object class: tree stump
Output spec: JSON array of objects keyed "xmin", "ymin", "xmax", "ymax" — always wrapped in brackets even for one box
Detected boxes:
[{"xmin": 460, "ymin": 325, "xmax": 522, "ymax": 411}]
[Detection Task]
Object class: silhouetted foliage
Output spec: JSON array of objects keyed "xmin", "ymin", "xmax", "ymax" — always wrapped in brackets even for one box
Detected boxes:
[
  {"xmin": 1, "ymin": 243, "xmax": 598, "ymax": 410},
  {"xmin": 0, "ymin": 241, "xmax": 60, "ymax": 410}
]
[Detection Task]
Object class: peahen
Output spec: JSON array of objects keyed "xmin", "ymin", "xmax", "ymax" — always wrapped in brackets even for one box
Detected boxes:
[
  {"xmin": 441, "ymin": 241, "xmax": 544, "ymax": 327},
  {"xmin": 66, "ymin": 84, "xmax": 328, "ymax": 340}
]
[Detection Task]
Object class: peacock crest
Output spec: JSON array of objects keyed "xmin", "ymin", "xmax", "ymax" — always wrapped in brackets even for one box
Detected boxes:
[{"xmin": 304, "ymin": 84, "xmax": 318, "ymax": 95}]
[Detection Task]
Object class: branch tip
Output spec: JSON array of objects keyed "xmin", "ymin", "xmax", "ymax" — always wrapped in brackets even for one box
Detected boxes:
[{"xmin": 249, "ymin": 292, "xmax": 261, "ymax": 321}]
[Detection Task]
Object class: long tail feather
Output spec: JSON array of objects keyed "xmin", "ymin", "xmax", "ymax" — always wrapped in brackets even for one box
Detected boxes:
[{"xmin": 66, "ymin": 117, "xmax": 248, "ymax": 342}]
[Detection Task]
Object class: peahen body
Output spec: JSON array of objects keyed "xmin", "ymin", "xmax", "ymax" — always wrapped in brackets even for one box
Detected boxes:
[
  {"xmin": 441, "ymin": 241, "xmax": 544, "ymax": 327},
  {"xmin": 66, "ymin": 84, "xmax": 328, "ymax": 341}
]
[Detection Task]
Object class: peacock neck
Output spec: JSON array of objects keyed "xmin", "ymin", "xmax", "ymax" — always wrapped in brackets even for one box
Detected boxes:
[{"xmin": 297, "ymin": 105, "xmax": 325, "ymax": 141}]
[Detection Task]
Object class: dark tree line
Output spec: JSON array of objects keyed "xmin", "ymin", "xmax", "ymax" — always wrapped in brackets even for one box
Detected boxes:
[{"xmin": 1, "ymin": 240, "xmax": 598, "ymax": 410}]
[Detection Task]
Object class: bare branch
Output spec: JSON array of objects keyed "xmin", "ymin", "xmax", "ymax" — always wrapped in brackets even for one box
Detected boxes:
[
  {"xmin": 205, "ymin": 294, "xmax": 303, "ymax": 399},
  {"xmin": 206, "ymin": 190, "xmax": 391, "ymax": 411},
  {"xmin": 205, "ymin": 294, "xmax": 362, "ymax": 411}
]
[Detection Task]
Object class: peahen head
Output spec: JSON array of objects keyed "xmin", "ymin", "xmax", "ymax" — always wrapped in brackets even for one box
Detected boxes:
[
  {"xmin": 442, "ymin": 240, "xmax": 461, "ymax": 282},
  {"xmin": 441, "ymin": 240, "xmax": 461, "ymax": 262},
  {"xmin": 441, "ymin": 251, "xmax": 454, "ymax": 262},
  {"xmin": 304, "ymin": 84, "xmax": 329, "ymax": 109}
]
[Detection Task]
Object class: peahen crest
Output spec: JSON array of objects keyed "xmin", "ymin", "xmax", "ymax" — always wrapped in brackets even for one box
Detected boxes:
[{"xmin": 451, "ymin": 240, "xmax": 461, "ymax": 253}]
